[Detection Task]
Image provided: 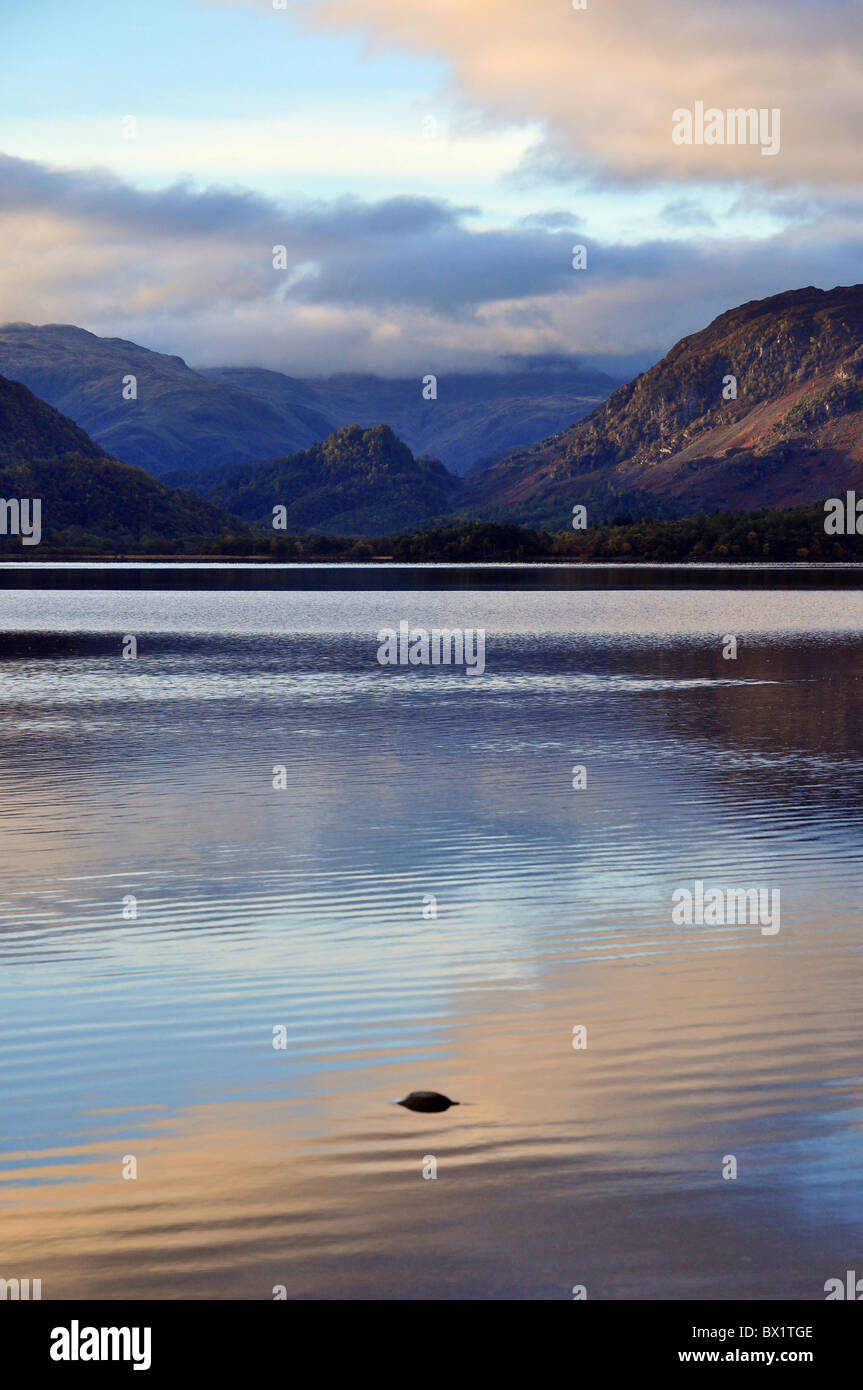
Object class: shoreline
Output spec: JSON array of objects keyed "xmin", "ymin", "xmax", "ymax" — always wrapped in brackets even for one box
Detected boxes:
[{"xmin": 4, "ymin": 559, "xmax": 863, "ymax": 590}]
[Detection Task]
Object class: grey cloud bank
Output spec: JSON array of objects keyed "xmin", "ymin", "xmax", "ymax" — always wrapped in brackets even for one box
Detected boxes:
[{"xmin": 2, "ymin": 152, "xmax": 863, "ymax": 375}]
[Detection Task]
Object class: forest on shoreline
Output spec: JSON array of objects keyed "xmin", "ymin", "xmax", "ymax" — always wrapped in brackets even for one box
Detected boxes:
[{"xmin": 5, "ymin": 500, "xmax": 861, "ymax": 564}]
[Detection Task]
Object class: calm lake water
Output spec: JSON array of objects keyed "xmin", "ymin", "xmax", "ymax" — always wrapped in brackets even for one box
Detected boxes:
[{"xmin": 1, "ymin": 588, "xmax": 863, "ymax": 1300}]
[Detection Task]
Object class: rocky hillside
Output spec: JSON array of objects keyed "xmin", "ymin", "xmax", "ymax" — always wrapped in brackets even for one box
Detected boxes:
[
  {"xmin": 466, "ymin": 284, "xmax": 863, "ymax": 527},
  {"xmin": 187, "ymin": 422, "xmax": 459, "ymax": 536}
]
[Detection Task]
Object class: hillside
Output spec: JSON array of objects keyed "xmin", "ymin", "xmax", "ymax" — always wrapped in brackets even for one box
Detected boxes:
[
  {"xmin": 201, "ymin": 360, "xmax": 619, "ymax": 476},
  {"xmin": 466, "ymin": 284, "xmax": 863, "ymax": 527},
  {"xmin": 0, "ymin": 324, "xmax": 332, "ymax": 478},
  {"xmin": 8, "ymin": 286, "xmax": 863, "ymax": 544},
  {"xmin": 0, "ymin": 373, "xmax": 248, "ymax": 552},
  {"xmin": 0, "ymin": 324, "xmax": 618, "ymax": 481},
  {"xmin": 190, "ymin": 423, "xmax": 459, "ymax": 535}
]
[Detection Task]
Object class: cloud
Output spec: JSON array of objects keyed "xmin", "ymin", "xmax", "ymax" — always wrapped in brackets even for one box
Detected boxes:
[
  {"xmin": 660, "ymin": 199, "xmax": 716, "ymax": 229},
  {"xmin": 0, "ymin": 152, "xmax": 578, "ymax": 323},
  {"xmin": 233, "ymin": 0, "xmax": 863, "ymax": 191},
  {"xmin": 0, "ymin": 155, "xmax": 280, "ymax": 236},
  {"xmin": 0, "ymin": 154, "xmax": 472, "ymax": 243},
  {"xmin": 518, "ymin": 210, "xmax": 582, "ymax": 230},
  {"xmin": 1, "ymin": 151, "xmax": 862, "ymax": 375}
]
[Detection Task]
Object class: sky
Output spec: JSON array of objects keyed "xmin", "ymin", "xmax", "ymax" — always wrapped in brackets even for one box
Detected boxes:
[{"xmin": 1, "ymin": 0, "xmax": 861, "ymax": 375}]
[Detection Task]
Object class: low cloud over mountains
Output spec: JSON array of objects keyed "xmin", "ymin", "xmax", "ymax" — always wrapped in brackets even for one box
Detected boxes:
[{"xmin": 2, "ymin": 147, "xmax": 863, "ymax": 380}]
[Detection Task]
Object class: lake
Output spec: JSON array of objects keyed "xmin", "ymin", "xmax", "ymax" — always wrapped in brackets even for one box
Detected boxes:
[{"xmin": 1, "ymin": 587, "xmax": 862, "ymax": 1299}]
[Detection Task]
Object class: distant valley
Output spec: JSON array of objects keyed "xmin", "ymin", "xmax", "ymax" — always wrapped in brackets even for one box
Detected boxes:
[
  {"xmin": 3, "ymin": 284, "xmax": 863, "ymax": 550},
  {"xmin": 0, "ymin": 323, "xmax": 617, "ymax": 480}
]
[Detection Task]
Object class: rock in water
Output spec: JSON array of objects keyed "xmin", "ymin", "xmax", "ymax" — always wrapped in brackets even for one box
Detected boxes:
[{"xmin": 393, "ymin": 1091, "xmax": 460, "ymax": 1113}]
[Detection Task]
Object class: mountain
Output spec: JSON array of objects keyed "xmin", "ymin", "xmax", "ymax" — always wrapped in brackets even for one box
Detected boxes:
[
  {"xmin": 0, "ymin": 324, "xmax": 619, "ymax": 481},
  {"xmin": 0, "ymin": 370, "xmax": 106, "ymax": 469},
  {"xmin": 0, "ymin": 324, "xmax": 333, "ymax": 478},
  {"xmin": 7, "ymin": 285, "xmax": 862, "ymax": 546},
  {"xmin": 0, "ymin": 373, "xmax": 248, "ymax": 552},
  {"xmin": 466, "ymin": 284, "xmax": 863, "ymax": 527},
  {"xmin": 201, "ymin": 360, "xmax": 619, "ymax": 476},
  {"xmin": 191, "ymin": 423, "xmax": 459, "ymax": 535}
]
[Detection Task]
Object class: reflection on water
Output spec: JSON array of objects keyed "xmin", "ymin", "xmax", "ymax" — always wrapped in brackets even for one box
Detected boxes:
[{"xmin": 1, "ymin": 590, "xmax": 862, "ymax": 1299}]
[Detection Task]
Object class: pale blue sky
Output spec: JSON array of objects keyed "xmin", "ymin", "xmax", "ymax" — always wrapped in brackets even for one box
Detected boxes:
[{"xmin": 0, "ymin": 0, "xmax": 778, "ymax": 235}]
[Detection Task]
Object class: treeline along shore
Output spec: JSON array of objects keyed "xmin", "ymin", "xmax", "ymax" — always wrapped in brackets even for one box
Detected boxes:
[{"xmin": 4, "ymin": 502, "xmax": 863, "ymax": 564}]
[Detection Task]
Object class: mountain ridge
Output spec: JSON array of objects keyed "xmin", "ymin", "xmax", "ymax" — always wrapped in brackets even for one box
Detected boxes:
[
  {"xmin": 190, "ymin": 422, "xmax": 459, "ymax": 536},
  {"xmin": 0, "ymin": 371, "xmax": 250, "ymax": 552},
  {"xmin": 0, "ymin": 322, "xmax": 619, "ymax": 480},
  {"xmin": 0, "ymin": 323, "xmax": 334, "ymax": 479},
  {"xmin": 6, "ymin": 283, "xmax": 863, "ymax": 543},
  {"xmin": 200, "ymin": 361, "xmax": 618, "ymax": 476},
  {"xmin": 465, "ymin": 283, "xmax": 863, "ymax": 527}
]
